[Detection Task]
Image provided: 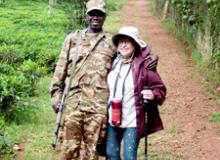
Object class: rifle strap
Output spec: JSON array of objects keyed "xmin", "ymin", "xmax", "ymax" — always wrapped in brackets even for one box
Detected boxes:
[
  {"xmin": 63, "ymin": 30, "xmax": 82, "ymax": 95},
  {"xmin": 64, "ymin": 30, "xmax": 105, "ymax": 95},
  {"xmin": 73, "ymin": 33, "xmax": 105, "ymax": 75}
]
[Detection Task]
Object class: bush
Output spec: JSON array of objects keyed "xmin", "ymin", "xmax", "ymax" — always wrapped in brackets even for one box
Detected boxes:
[
  {"xmin": 0, "ymin": 0, "xmax": 71, "ymax": 120},
  {"xmin": 0, "ymin": 0, "xmax": 70, "ymax": 69},
  {"xmin": 0, "ymin": 60, "xmax": 46, "ymax": 119},
  {"xmin": 106, "ymin": 0, "xmax": 117, "ymax": 12}
]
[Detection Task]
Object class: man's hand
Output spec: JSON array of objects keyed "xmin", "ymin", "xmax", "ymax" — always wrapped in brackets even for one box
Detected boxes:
[
  {"xmin": 145, "ymin": 54, "xmax": 159, "ymax": 70},
  {"xmin": 52, "ymin": 100, "xmax": 60, "ymax": 114}
]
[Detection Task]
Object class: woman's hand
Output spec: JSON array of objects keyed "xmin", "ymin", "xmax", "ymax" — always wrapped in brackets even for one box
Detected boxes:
[{"xmin": 141, "ymin": 89, "xmax": 154, "ymax": 100}]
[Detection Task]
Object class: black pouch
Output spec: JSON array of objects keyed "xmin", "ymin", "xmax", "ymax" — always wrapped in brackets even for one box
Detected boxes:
[
  {"xmin": 97, "ymin": 139, "xmax": 107, "ymax": 157},
  {"xmin": 97, "ymin": 122, "xmax": 108, "ymax": 157},
  {"xmin": 97, "ymin": 103, "xmax": 111, "ymax": 157}
]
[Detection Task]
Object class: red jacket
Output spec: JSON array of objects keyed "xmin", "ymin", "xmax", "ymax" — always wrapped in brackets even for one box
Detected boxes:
[{"xmin": 132, "ymin": 46, "xmax": 166, "ymax": 140}]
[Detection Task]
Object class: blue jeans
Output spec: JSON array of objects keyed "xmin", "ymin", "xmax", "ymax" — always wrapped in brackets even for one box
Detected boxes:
[{"xmin": 106, "ymin": 125, "xmax": 139, "ymax": 160}]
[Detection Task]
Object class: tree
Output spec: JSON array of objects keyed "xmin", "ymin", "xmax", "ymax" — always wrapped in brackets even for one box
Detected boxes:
[{"xmin": 48, "ymin": 0, "xmax": 57, "ymax": 17}]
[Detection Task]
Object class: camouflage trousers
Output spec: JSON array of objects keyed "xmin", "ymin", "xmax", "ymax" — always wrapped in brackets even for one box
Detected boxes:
[{"xmin": 59, "ymin": 103, "xmax": 107, "ymax": 160}]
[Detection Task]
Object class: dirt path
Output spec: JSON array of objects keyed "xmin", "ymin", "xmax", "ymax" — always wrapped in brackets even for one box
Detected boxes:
[{"xmin": 119, "ymin": 0, "xmax": 220, "ymax": 159}]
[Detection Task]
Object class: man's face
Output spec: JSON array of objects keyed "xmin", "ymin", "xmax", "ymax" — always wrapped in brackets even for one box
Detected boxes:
[{"xmin": 87, "ymin": 10, "xmax": 106, "ymax": 32}]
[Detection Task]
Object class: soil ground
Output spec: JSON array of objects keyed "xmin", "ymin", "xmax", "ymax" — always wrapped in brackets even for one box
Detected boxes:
[{"xmin": 118, "ymin": 0, "xmax": 220, "ymax": 160}]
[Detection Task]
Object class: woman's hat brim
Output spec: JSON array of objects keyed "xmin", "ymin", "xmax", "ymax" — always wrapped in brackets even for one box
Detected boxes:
[{"xmin": 112, "ymin": 33, "xmax": 146, "ymax": 49}]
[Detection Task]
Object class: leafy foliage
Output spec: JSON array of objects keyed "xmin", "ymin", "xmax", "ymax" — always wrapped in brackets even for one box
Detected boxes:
[
  {"xmin": 0, "ymin": 0, "xmax": 71, "ymax": 119},
  {"xmin": 207, "ymin": 0, "xmax": 220, "ymax": 63},
  {"xmin": 0, "ymin": 0, "xmax": 72, "ymax": 156},
  {"xmin": 155, "ymin": 0, "xmax": 220, "ymax": 90},
  {"xmin": 170, "ymin": 0, "xmax": 220, "ymax": 52},
  {"xmin": 170, "ymin": 0, "xmax": 220, "ymax": 85},
  {"xmin": 61, "ymin": 0, "xmax": 88, "ymax": 29},
  {"xmin": 0, "ymin": 60, "xmax": 47, "ymax": 120}
]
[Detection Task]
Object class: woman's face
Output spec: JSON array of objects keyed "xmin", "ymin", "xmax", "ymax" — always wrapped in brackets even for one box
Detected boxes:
[{"xmin": 117, "ymin": 37, "xmax": 135, "ymax": 59}]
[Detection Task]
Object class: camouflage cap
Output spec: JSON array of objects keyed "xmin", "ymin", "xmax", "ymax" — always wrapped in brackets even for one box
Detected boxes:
[{"xmin": 86, "ymin": 0, "xmax": 106, "ymax": 14}]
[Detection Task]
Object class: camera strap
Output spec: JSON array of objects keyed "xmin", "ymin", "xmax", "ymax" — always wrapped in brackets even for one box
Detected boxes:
[{"xmin": 113, "ymin": 60, "xmax": 132, "ymax": 102}]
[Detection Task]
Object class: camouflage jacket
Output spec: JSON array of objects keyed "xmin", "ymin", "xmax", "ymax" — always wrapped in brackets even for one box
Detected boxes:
[{"xmin": 50, "ymin": 29, "xmax": 116, "ymax": 114}]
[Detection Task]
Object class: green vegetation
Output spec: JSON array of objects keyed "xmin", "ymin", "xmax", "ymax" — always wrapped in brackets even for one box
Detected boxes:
[
  {"xmin": 104, "ymin": 0, "xmax": 127, "ymax": 33},
  {"xmin": 138, "ymin": 138, "xmax": 186, "ymax": 160},
  {"xmin": 0, "ymin": 0, "xmax": 70, "ymax": 120},
  {"xmin": 2, "ymin": 76, "xmax": 58, "ymax": 159},
  {"xmin": 166, "ymin": 124, "xmax": 181, "ymax": 134},
  {"xmin": 169, "ymin": 0, "xmax": 220, "ymax": 91},
  {"xmin": 0, "ymin": 0, "xmax": 127, "ymax": 159},
  {"xmin": 153, "ymin": 0, "xmax": 220, "ymax": 100},
  {"xmin": 210, "ymin": 113, "xmax": 220, "ymax": 131},
  {"xmin": 0, "ymin": 0, "xmax": 71, "ymax": 158},
  {"xmin": 170, "ymin": 0, "xmax": 220, "ymax": 51}
]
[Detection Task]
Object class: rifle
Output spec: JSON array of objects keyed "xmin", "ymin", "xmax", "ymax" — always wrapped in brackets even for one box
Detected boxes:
[
  {"xmin": 52, "ymin": 30, "xmax": 82, "ymax": 150},
  {"xmin": 51, "ymin": 89, "xmax": 67, "ymax": 149}
]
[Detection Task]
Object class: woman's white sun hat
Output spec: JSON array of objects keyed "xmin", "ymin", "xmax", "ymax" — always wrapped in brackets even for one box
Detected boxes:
[{"xmin": 112, "ymin": 26, "xmax": 146, "ymax": 49}]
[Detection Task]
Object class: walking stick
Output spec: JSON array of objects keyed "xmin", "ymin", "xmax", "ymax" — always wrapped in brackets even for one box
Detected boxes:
[
  {"xmin": 144, "ymin": 117, "xmax": 148, "ymax": 160},
  {"xmin": 143, "ymin": 86, "xmax": 150, "ymax": 160},
  {"xmin": 144, "ymin": 112, "xmax": 148, "ymax": 160}
]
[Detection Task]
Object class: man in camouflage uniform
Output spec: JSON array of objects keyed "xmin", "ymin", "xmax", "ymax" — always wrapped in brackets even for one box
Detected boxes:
[
  {"xmin": 50, "ymin": 0, "xmax": 158, "ymax": 159},
  {"xmin": 50, "ymin": 0, "xmax": 115, "ymax": 159}
]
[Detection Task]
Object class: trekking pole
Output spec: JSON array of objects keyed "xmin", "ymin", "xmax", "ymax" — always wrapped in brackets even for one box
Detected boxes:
[
  {"xmin": 143, "ymin": 86, "xmax": 150, "ymax": 160},
  {"xmin": 144, "ymin": 134, "xmax": 148, "ymax": 160}
]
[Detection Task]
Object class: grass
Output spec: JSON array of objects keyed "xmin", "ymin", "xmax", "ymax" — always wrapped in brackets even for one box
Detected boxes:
[
  {"xmin": 166, "ymin": 124, "xmax": 181, "ymax": 134},
  {"xmin": 5, "ymin": 76, "xmax": 58, "ymax": 159},
  {"xmin": 104, "ymin": 0, "xmax": 127, "ymax": 33},
  {"xmin": 104, "ymin": 11, "xmax": 123, "ymax": 33},
  {"xmin": 210, "ymin": 113, "xmax": 220, "ymax": 131},
  {"xmin": 190, "ymin": 49, "xmax": 220, "ymax": 103},
  {"xmin": 21, "ymin": 76, "xmax": 58, "ymax": 160},
  {"xmin": 138, "ymin": 137, "xmax": 186, "ymax": 160}
]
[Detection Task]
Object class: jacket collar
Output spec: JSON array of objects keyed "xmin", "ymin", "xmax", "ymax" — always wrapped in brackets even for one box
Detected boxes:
[{"xmin": 133, "ymin": 45, "xmax": 151, "ymax": 66}]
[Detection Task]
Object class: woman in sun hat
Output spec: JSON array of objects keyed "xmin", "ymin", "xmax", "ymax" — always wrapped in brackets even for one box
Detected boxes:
[{"xmin": 106, "ymin": 26, "xmax": 167, "ymax": 159}]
